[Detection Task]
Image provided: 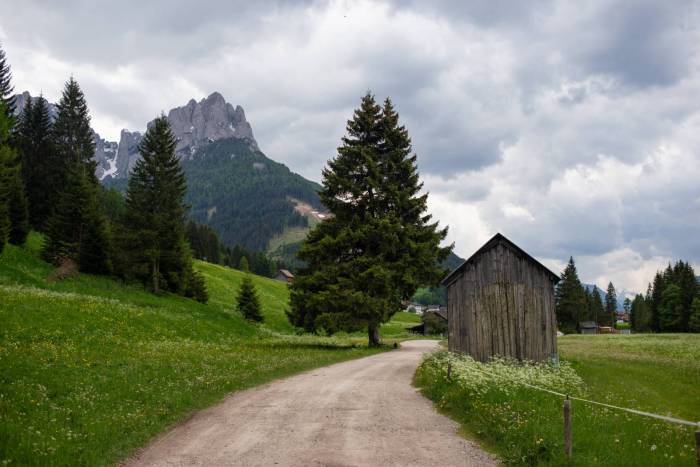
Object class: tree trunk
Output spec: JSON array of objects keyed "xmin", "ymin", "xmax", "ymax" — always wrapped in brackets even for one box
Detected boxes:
[
  {"xmin": 368, "ymin": 323, "xmax": 381, "ymax": 347},
  {"xmin": 152, "ymin": 258, "xmax": 160, "ymax": 294}
]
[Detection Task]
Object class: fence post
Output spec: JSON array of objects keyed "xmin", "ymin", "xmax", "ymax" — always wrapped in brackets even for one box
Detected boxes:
[
  {"xmin": 695, "ymin": 428, "xmax": 699, "ymax": 466},
  {"xmin": 447, "ymin": 361, "xmax": 452, "ymax": 381},
  {"xmin": 563, "ymin": 397, "xmax": 572, "ymax": 460}
]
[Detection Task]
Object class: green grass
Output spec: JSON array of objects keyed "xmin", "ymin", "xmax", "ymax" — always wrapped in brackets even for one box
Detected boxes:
[
  {"xmin": 0, "ymin": 233, "xmax": 391, "ymax": 466},
  {"xmin": 415, "ymin": 334, "xmax": 700, "ymax": 466},
  {"xmin": 266, "ymin": 226, "xmax": 310, "ymax": 254}
]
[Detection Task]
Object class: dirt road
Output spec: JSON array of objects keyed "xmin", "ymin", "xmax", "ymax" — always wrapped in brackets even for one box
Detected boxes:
[{"xmin": 123, "ymin": 340, "xmax": 496, "ymax": 467}]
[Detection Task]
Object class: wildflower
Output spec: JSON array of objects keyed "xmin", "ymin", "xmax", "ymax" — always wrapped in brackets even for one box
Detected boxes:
[{"xmin": 651, "ymin": 445, "xmax": 657, "ymax": 451}]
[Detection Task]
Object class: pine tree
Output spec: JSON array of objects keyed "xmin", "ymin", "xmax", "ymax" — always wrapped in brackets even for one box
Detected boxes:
[
  {"xmin": 604, "ymin": 282, "xmax": 617, "ymax": 327},
  {"xmin": 689, "ymin": 298, "xmax": 700, "ymax": 332},
  {"xmin": 288, "ymin": 94, "xmax": 450, "ymax": 346},
  {"xmin": 6, "ymin": 162, "xmax": 29, "ymax": 245},
  {"xmin": 671, "ymin": 261, "xmax": 698, "ymax": 331},
  {"xmin": 659, "ymin": 284, "xmax": 683, "ymax": 331},
  {"xmin": 17, "ymin": 95, "xmax": 57, "ymax": 229},
  {"xmin": 0, "ymin": 44, "xmax": 15, "ymax": 118},
  {"xmin": 237, "ymin": 274, "xmax": 263, "ymax": 322},
  {"xmin": 238, "ymin": 255, "xmax": 249, "ymax": 272},
  {"xmin": 0, "ymin": 102, "xmax": 29, "ymax": 249},
  {"xmin": 591, "ymin": 285, "xmax": 604, "ymax": 325},
  {"xmin": 0, "ymin": 102, "xmax": 12, "ymax": 252},
  {"xmin": 43, "ymin": 78, "xmax": 111, "ymax": 273},
  {"xmin": 117, "ymin": 115, "xmax": 206, "ymax": 301},
  {"xmin": 554, "ymin": 257, "xmax": 587, "ymax": 333},
  {"xmin": 42, "ymin": 163, "xmax": 111, "ymax": 273}
]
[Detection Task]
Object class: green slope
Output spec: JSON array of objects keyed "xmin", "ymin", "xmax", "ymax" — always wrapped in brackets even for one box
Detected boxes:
[
  {"xmin": 182, "ymin": 138, "xmax": 323, "ymax": 251},
  {"xmin": 0, "ymin": 234, "xmax": 387, "ymax": 465}
]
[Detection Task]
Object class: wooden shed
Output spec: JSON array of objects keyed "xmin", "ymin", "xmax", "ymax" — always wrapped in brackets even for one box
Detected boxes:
[{"xmin": 441, "ymin": 233, "xmax": 560, "ymax": 363}]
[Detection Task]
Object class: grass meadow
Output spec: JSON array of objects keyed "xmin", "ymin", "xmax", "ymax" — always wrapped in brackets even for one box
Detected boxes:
[
  {"xmin": 415, "ymin": 334, "xmax": 700, "ymax": 466},
  {"xmin": 0, "ymin": 233, "xmax": 410, "ymax": 465}
]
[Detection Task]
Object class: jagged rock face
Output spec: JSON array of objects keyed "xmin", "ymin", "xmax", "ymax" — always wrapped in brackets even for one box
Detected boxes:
[
  {"xmin": 12, "ymin": 91, "xmax": 258, "ymax": 180},
  {"xmin": 116, "ymin": 92, "xmax": 258, "ymax": 178},
  {"xmin": 115, "ymin": 130, "xmax": 142, "ymax": 177},
  {"xmin": 13, "ymin": 91, "xmax": 58, "ymax": 120},
  {"xmin": 165, "ymin": 91, "xmax": 258, "ymax": 159}
]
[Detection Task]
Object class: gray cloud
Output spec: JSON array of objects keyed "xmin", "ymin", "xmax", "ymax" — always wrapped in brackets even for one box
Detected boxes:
[{"xmin": 2, "ymin": 0, "xmax": 699, "ymax": 290}]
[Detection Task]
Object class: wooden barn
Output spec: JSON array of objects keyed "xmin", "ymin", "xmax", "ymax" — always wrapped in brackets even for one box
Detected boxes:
[{"xmin": 441, "ymin": 233, "xmax": 560, "ymax": 363}]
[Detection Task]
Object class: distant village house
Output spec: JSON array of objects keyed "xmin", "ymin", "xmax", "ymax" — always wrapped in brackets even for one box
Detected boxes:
[{"xmin": 275, "ymin": 269, "xmax": 294, "ymax": 283}]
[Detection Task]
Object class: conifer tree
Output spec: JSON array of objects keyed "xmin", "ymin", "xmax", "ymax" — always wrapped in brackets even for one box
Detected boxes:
[
  {"xmin": 0, "ymin": 44, "xmax": 15, "ymax": 118},
  {"xmin": 0, "ymin": 103, "xmax": 12, "ymax": 252},
  {"xmin": 689, "ymin": 297, "xmax": 700, "ymax": 333},
  {"xmin": 17, "ymin": 95, "xmax": 57, "ymax": 229},
  {"xmin": 659, "ymin": 284, "xmax": 683, "ymax": 331},
  {"xmin": 288, "ymin": 93, "xmax": 450, "ymax": 346},
  {"xmin": 42, "ymin": 78, "xmax": 111, "ymax": 273},
  {"xmin": 6, "ymin": 163, "xmax": 29, "ymax": 245},
  {"xmin": 42, "ymin": 163, "xmax": 111, "ymax": 273},
  {"xmin": 239, "ymin": 255, "xmax": 249, "ymax": 272},
  {"xmin": 554, "ymin": 257, "xmax": 587, "ymax": 333},
  {"xmin": 650, "ymin": 272, "xmax": 665, "ymax": 332},
  {"xmin": 604, "ymin": 282, "xmax": 617, "ymax": 327},
  {"xmin": 117, "ymin": 115, "xmax": 206, "ymax": 301},
  {"xmin": 591, "ymin": 285, "xmax": 604, "ymax": 325},
  {"xmin": 0, "ymin": 59, "xmax": 29, "ymax": 249},
  {"xmin": 237, "ymin": 274, "xmax": 263, "ymax": 322}
]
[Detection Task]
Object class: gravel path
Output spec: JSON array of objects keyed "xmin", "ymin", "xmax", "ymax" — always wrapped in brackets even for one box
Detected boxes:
[{"xmin": 123, "ymin": 340, "xmax": 497, "ymax": 466}]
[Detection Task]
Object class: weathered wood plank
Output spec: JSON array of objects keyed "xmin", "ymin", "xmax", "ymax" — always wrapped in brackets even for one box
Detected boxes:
[{"xmin": 446, "ymin": 236, "xmax": 558, "ymax": 362}]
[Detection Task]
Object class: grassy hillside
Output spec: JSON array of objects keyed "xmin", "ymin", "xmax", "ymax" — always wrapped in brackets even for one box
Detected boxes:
[
  {"xmin": 0, "ymin": 234, "xmax": 390, "ymax": 465},
  {"xmin": 416, "ymin": 334, "xmax": 700, "ymax": 466}
]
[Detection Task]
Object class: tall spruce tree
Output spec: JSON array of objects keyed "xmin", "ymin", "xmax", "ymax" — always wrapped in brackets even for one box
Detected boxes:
[
  {"xmin": 117, "ymin": 115, "xmax": 207, "ymax": 301},
  {"xmin": 0, "ymin": 44, "xmax": 14, "ymax": 118},
  {"xmin": 0, "ymin": 101, "xmax": 29, "ymax": 253},
  {"xmin": 659, "ymin": 284, "xmax": 683, "ymax": 331},
  {"xmin": 6, "ymin": 160, "xmax": 29, "ymax": 245},
  {"xmin": 0, "ymin": 102, "xmax": 13, "ymax": 252},
  {"xmin": 604, "ymin": 282, "xmax": 617, "ymax": 327},
  {"xmin": 42, "ymin": 78, "xmax": 110, "ymax": 273},
  {"xmin": 288, "ymin": 94, "xmax": 450, "ymax": 346},
  {"xmin": 650, "ymin": 271, "xmax": 665, "ymax": 332},
  {"xmin": 689, "ymin": 298, "xmax": 700, "ymax": 332},
  {"xmin": 17, "ymin": 95, "xmax": 57, "ymax": 229},
  {"xmin": 554, "ymin": 257, "xmax": 587, "ymax": 333},
  {"xmin": 591, "ymin": 285, "xmax": 604, "ymax": 325}
]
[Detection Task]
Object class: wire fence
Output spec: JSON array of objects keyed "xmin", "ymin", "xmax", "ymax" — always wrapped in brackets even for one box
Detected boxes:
[{"xmin": 445, "ymin": 358, "xmax": 700, "ymax": 463}]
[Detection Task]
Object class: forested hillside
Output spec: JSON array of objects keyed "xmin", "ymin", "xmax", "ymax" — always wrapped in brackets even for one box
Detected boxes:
[{"xmin": 182, "ymin": 137, "xmax": 324, "ymax": 251}]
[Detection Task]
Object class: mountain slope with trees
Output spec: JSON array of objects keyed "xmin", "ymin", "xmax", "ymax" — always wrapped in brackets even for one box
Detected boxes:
[{"xmin": 181, "ymin": 137, "xmax": 324, "ymax": 251}]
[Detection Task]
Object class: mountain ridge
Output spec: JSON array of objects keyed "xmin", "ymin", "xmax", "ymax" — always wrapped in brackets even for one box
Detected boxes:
[{"xmin": 13, "ymin": 91, "xmax": 260, "ymax": 180}]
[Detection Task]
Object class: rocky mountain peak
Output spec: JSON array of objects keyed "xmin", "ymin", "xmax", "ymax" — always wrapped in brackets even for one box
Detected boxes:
[
  {"xmin": 14, "ymin": 91, "xmax": 259, "ymax": 180},
  {"xmin": 164, "ymin": 91, "xmax": 258, "ymax": 159}
]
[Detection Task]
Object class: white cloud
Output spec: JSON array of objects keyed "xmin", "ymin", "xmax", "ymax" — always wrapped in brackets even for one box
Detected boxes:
[{"xmin": 2, "ymin": 0, "xmax": 699, "ymax": 291}]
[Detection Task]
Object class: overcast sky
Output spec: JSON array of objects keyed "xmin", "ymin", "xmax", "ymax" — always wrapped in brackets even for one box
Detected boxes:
[{"xmin": 2, "ymin": 0, "xmax": 700, "ymax": 292}]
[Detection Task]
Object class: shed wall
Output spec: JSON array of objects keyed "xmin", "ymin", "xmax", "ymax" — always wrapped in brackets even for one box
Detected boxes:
[{"xmin": 447, "ymin": 243, "xmax": 557, "ymax": 362}]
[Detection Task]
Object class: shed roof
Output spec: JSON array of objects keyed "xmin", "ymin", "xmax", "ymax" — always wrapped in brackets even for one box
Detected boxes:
[
  {"xmin": 441, "ymin": 233, "xmax": 560, "ymax": 286},
  {"xmin": 277, "ymin": 269, "xmax": 294, "ymax": 279},
  {"xmin": 579, "ymin": 321, "xmax": 597, "ymax": 329}
]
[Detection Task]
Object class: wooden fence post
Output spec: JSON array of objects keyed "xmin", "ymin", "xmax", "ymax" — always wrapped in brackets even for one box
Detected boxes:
[
  {"xmin": 695, "ymin": 429, "xmax": 699, "ymax": 466},
  {"xmin": 447, "ymin": 361, "xmax": 452, "ymax": 381},
  {"xmin": 563, "ymin": 397, "xmax": 572, "ymax": 460}
]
